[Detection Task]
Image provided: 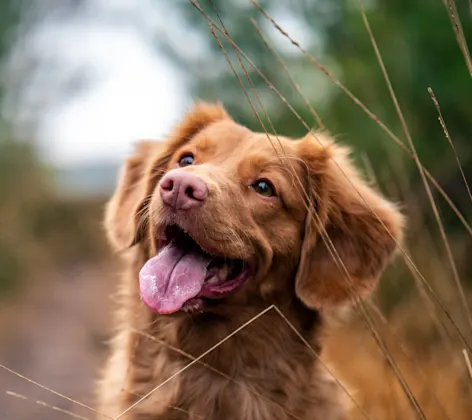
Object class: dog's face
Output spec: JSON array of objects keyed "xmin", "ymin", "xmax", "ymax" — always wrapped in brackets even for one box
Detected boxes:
[
  {"xmin": 106, "ymin": 103, "xmax": 404, "ymax": 315},
  {"xmin": 141, "ymin": 119, "xmax": 312, "ymax": 314}
]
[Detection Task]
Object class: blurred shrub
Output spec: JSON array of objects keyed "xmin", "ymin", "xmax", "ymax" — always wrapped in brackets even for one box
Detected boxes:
[
  {"xmin": 0, "ymin": 132, "xmax": 107, "ymax": 297},
  {"xmin": 0, "ymin": 134, "xmax": 48, "ymax": 293},
  {"xmin": 167, "ymin": 0, "xmax": 472, "ymax": 233}
]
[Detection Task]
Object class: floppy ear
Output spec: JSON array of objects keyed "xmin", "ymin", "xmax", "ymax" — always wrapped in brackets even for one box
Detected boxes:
[
  {"xmin": 104, "ymin": 141, "xmax": 159, "ymax": 250},
  {"xmin": 295, "ymin": 132, "xmax": 405, "ymax": 308},
  {"xmin": 104, "ymin": 102, "xmax": 230, "ymax": 250}
]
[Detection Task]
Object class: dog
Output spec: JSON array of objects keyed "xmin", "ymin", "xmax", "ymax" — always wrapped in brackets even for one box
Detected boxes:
[{"xmin": 97, "ymin": 102, "xmax": 404, "ymax": 419}]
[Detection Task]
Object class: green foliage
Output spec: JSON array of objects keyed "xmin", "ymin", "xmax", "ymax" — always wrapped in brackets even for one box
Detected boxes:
[
  {"xmin": 0, "ymin": 1, "xmax": 109, "ymax": 297},
  {"xmin": 167, "ymin": 1, "xmax": 472, "ymax": 211},
  {"xmin": 0, "ymin": 134, "xmax": 108, "ymax": 296},
  {"xmin": 161, "ymin": 0, "xmax": 472, "ymax": 296},
  {"xmin": 0, "ymin": 134, "xmax": 51, "ymax": 294}
]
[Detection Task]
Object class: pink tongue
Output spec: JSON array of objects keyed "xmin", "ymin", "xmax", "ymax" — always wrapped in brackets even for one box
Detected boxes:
[{"xmin": 139, "ymin": 239, "xmax": 213, "ymax": 314}]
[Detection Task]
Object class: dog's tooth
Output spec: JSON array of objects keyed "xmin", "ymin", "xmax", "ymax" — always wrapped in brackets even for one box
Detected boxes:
[
  {"xmin": 207, "ymin": 275, "xmax": 219, "ymax": 285},
  {"xmin": 220, "ymin": 264, "xmax": 229, "ymax": 281}
]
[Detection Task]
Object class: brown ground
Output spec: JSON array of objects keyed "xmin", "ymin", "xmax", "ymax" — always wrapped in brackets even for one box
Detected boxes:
[{"xmin": 0, "ymin": 263, "xmax": 114, "ymax": 420}]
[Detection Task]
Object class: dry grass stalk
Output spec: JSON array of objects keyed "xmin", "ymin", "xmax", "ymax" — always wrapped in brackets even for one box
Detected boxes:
[{"xmin": 3, "ymin": 1, "xmax": 472, "ymax": 419}]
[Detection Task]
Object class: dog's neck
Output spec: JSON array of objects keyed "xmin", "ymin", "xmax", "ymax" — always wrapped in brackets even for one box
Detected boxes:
[{"xmin": 113, "ymin": 249, "xmax": 344, "ymax": 420}]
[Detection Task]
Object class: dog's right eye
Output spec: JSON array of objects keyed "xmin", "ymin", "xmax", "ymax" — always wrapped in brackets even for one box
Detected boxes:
[
  {"xmin": 252, "ymin": 179, "xmax": 276, "ymax": 197},
  {"xmin": 178, "ymin": 153, "xmax": 195, "ymax": 167}
]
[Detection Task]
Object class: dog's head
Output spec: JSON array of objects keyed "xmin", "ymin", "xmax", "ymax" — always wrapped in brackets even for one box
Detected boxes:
[{"xmin": 105, "ymin": 103, "xmax": 404, "ymax": 315}]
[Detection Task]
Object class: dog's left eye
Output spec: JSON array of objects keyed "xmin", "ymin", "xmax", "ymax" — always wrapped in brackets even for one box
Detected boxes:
[
  {"xmin": 252, "ymin": 179, "xmax": 275, "ymax": 197},
  {"xmin": 178, "ymin": 153, "xmax": 195, "ymax": 167}
]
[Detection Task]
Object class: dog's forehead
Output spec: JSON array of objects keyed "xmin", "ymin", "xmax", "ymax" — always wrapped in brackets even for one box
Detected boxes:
[{"xmin": 193, "ymin": 121, "xmax": 296, "ymax": 159}]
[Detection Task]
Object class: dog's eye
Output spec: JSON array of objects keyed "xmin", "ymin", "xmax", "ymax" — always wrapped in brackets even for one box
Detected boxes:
[
  {"xmin": 252, "ymin": 179, "xmax": 275, "ymax": 197},
  {"xmin": 178, "ymin": 153, "xmax": 195, "ymax": 167}
]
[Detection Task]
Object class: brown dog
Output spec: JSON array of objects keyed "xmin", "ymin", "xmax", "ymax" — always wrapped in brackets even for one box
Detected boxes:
[{"xmin": 98, "ymin": 103, "xmax": 404, "ymax": 419}]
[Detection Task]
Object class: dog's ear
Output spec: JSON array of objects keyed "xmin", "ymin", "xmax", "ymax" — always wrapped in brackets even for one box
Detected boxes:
[
  {"xmin": 104, "ymin": 140, "xmax": 159, "ymax": 250},
  {"xmin": 105, "ymin": 102, "xmax": 230, "ymax": 250},
  {"xmin": 294, "ymin": 132, "xmax": 405, "ymax": 308}
]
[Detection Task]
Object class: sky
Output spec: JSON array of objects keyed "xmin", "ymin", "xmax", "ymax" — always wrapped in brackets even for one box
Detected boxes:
[
  {"xmin": 3, "ymin": 0, "xmax": 320, "ymax": 168},
  {"xmin": 5, "ymin": 0, "xmax": 188, "ymax": 167}
]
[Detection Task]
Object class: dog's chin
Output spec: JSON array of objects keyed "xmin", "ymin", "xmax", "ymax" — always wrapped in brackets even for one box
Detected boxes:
[{"xmin": 139, "ymin": 220, "xmax": 254, "ymax": 316}]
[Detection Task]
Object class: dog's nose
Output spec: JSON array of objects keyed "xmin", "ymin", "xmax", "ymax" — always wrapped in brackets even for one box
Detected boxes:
[{"xmin": 159, "ymin": 170, "xmax": 208, "ymax": 210}]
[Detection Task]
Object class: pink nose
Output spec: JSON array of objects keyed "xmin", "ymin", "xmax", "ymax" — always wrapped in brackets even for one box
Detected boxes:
[{"xmin": 159, "ymin": 170, "xmax": 208, "ymax": 210}]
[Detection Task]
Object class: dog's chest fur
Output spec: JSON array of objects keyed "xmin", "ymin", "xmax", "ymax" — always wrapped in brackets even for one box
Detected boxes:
[{"xmin": 97, "ymin": 261, "xmax": 346, "ymax": 420}]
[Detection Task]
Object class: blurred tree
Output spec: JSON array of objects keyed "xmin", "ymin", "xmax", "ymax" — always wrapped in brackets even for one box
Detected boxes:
[
  {"xmin": 0, "ymin": 1, "xmax": 104, "ymax": 295},
  {"xmin": 0, "ymin": 1, "xmax": 49, "ymax": 293},
  {"xmin": 164, "ymin": 0, "xmax": 472, "ymax": 226},
  {"xmin": 0, "ymin": 133, "xmax": 52, "ymax": 293},
  {"xmin": 0, "ymin": 1, "xmax": 20, "ymax": 90},
  {"xmin": 0, "ymin": 0, "xmax": 111, "ymax": 296}
]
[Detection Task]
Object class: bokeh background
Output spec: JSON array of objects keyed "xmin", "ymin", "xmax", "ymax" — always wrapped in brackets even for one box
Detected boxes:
[{"xmin": 1, "ymin": 1, "xmax": 471, "ymax": 419}]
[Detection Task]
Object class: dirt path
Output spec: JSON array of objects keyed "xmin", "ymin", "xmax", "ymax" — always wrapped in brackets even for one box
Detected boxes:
[{"xmin": 0, "ymin": 263, "xmax": 116, "ymax": 420}]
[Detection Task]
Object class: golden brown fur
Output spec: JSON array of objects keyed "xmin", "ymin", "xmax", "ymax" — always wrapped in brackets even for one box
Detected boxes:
[{"xmin": 98, "ymin": 102, "xmax": 404, "ymax": 419}]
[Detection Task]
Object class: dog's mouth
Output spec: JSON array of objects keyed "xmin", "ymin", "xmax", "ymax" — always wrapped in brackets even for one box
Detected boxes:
[{"xmin": 139, "ymin": 225, "xmax": 251, "ymax": 314}]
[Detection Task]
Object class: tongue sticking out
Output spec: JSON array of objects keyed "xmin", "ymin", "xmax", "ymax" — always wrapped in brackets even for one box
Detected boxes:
[{"xmin": 139, "ymin": 238, "xmax": 213, "ymax": 314}]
